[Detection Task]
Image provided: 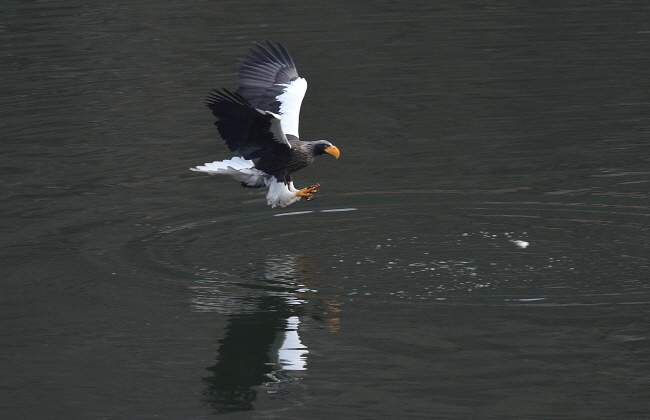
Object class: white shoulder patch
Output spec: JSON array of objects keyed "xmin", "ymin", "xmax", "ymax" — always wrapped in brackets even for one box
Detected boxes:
[
  {"xmin": 264, "ymin": 111, "xmax": 291, "ymax": 148},
  {"xmin": 276, "ymin": 77, "xmax": 307, "ymax": 138}
]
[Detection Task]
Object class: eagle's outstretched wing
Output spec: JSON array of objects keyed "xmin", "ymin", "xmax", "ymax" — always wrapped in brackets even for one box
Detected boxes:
[
  {"xmin": 204, "ymin": 88, "xmax": 290, "ymax": 160},
  {"xmin": 237, "ymin": 40, "xmax": 307, "ymax": 138}
]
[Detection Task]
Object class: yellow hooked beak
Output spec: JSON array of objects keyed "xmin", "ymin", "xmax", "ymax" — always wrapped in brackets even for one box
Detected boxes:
[{"xmin": 324, "ymin": 145, "xmax": 340, "ymax": 159}]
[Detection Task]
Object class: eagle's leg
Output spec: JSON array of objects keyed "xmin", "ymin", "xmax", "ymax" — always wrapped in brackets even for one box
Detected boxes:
[{"xmin": 295, "ymin": 184, "xmax": 321, "ymax": 201}]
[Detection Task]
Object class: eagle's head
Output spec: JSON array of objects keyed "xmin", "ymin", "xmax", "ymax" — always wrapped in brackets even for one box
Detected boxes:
[{"xmin": 313, "ymin": 140, "xmax": 340, "ymax": 159}]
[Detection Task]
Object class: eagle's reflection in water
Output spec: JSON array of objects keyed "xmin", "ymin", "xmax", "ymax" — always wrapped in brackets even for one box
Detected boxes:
[{"xmin": 192, "ymin": 256, "xmax": 315, "ymax": 414}]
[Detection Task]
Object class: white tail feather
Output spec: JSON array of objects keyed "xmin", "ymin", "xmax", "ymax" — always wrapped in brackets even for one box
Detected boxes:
[{"xmin": 191, "ymin": 157, "xmax": 268, "ymax": 187}]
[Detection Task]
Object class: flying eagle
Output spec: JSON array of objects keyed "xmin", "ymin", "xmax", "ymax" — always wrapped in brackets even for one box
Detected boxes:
[{"xmin": 191, "ymin": 41, "xmax": 340, "ymax": 208}]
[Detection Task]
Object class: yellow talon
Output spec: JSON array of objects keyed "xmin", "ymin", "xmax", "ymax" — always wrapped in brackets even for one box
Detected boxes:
[{"xmin": 296, "ymin": 184, "xmax": 321, "ymax": 200}]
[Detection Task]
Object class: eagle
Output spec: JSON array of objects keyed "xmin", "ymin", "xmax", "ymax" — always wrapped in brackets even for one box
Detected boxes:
[{"xmin": 191, "ymin": 41, "xmax": 340, "ymax": 208}]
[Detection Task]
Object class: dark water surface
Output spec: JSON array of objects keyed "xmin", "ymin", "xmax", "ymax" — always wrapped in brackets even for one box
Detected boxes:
[{"xmin": 2, "ymin": 1, "xmax": 650, "ymax": 419}]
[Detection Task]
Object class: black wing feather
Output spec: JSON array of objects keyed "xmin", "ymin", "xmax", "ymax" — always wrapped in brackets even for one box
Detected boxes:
[
  {"xmin": 204, "ymin": 89, "xmax": 290, "ymax": 160},
  {"xmin": 237, "ymin": 40, "xmax": 299, "ymax": 113}
]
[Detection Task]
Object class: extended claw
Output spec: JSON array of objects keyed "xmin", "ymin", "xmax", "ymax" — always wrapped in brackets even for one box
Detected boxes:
[{"xmin": 296, "ymin": 183, "xmax": 321, "ymax": 201}]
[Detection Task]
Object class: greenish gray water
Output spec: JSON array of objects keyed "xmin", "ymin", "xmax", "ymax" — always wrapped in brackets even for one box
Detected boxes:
[{"xmin": 2, "ymin": 1, "xmax": 649, "ymax": 419}]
